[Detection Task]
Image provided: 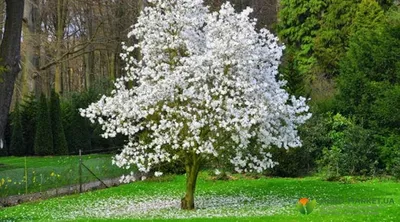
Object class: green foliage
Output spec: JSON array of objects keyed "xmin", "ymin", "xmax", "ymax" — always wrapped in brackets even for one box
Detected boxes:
[
  {"xmin": 372, "ymin": 85, "xmax": 400, "ymax": 132},
  {"xmin": 267, "ymin": 146, "xmax": 312, "ymax": 177},
  {"xmin": 34, "ymin": 94, "xmax": 53, "ymax": 156},
  {"xmin": 278, "ymin": 0, "xmax": 326, "ymax": 76},
  {"xmin": 279, "ymin": 46, "xmax": 309, "ymax": 97},
  {"xmin": 50, "ymin": 90, "xmax": 68, "ymax": 155},
  {"xmin": 20, "ymin": 95, "xmax": 38, "ymax": 156},
  {"xmin": 267, "ymin": 114, "xmax": 330, "ymax": 177},
  {"xmin": 379, "ymin": 134, "xmax": 400, "ymax": 179},
  {"xmin": 9, "ymin": 103, "xmax": 26, "ymax": 156},
  {"xmin": 2, "ymin": 79, "xmax": 125, "ymax": 156},
  {"xmin": 318, "ymin": 145, "xmax": 342, "ymax": 179},
  {"xmin": 317, "ymin": 114, "xmax": 351, "ymax": 178},
  {"xmin": 340, "ymin": 125, "xmax": 379, "ymax": 176},
  {"xmin": 311, "ymin": 0, "xmax": 385, "ymax": 78},
  {"xmin": 62, "ymin": 79, "xmax": 120, "ymax": 154},
  {"xmin": 377, "ymin": 0, "xmax": 395, "ymax": 9},
  {"xmin": 313, "ymin": 0, "xmax": 361, "ymax": 77},
  {"xmin": 337, "ymin": 8, "xmax": 400, "ymax": 130},
  {"xmin": 62, "ymin": 94, "xmax": 91, "ymax": 154},
  {"xmin": 277, "ymin": 0, "xmax": 399, "ymax": 179},
  {"xmin": 317, "ymin": 114, "xmax": 379, "ymax": 179},
  {"xmin": 278, "ymin": 0, "xmax": 326, "ymax": 46},
  {"xmin": 351, "ymin": 0, "xmax": 385, "ymax": 32}
]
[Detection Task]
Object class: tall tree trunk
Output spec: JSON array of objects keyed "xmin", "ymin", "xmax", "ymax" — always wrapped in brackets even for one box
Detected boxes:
[
  {"xmin": 54, "ymin": 0, "xmax": 66, "ymax": 94},
  {"xmin": 0, "ymin": 0, "xmax": 24, "ymax": 148},
  {"xmin": 85, "ymin": 2, "xmax": 95, "ymax": 90},
  {"xmin": 181, "ymin": 153, "xmax": 201, "ymax": 210},
  {"xmin": 22, "ymin": 0, "xmax": 40, "ymax": 98},
  {"xmin": 0, "ymin": 0, "xmax": 5, "ymax": 39}
]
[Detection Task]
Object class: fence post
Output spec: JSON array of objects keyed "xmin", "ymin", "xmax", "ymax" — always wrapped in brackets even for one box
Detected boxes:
[
  {"xmin": 25, "ymin": 156, "xmax": 28, "ymax": 195},
  {"xmin": 79, "ymin": 149, "xmax": 82, "ymax": 193}
]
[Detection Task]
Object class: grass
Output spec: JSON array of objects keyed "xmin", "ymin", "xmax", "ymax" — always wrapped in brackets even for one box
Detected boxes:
[
  {"xmin": 0, "ymin": 172, "xmax": 399, "ymax": 221},
  {"xmin": 0, "ymin": 154, "xmax": 131, "ymax": 197}
]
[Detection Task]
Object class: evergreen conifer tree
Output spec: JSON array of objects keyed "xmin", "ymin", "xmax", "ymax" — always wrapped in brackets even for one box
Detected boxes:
[
  {"xmin": 50, "ymin": 90, "xmax": 68, "ymax": 155},
  {"xmin": 10, "ymin": 103, "xmax": 25, "ymax": 156},
  {"xmin": 34, "ymin": 94, "xmax": 53, "ymax": 156}
]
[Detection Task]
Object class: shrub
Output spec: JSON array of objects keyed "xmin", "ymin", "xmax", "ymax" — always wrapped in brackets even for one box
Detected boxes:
[
  {"xmin": 379, "ymin": 134, "xmax": 400, "ymax": 179},
  {"xmin": 340, "ymin": 125, "xmax": 379, "ymax": 176},
  {"xmin": 318, "ymin": 145, "xmax": 342, "ymax": 180},
  {"xmin": 317, "ymin": 114, "xmax": 379, "ymax": 178},
  {"xmin": 267, "ymin": 113, "xmax": 331, "ymax": 177}
]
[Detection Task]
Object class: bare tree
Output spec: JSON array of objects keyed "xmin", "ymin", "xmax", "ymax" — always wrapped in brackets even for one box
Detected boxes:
[
  {"xmin": 205, "ymin": 0, "xmax": 278, "ymax": 30},
  {"xmin": 21, "ymin": 0, "xmax": 41, "ymax": 98}
]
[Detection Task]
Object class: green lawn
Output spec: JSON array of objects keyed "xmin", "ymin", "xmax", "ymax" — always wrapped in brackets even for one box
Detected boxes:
[
  {"xmin": 1, "ymin": 173, "xmax": 399, "ymax": 221},
  {"xmin": 0, "ymin": 155, "xmax": 131, "ymax": 197}
]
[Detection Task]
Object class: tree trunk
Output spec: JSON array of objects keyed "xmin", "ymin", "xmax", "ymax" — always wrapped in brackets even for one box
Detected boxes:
[
  {"xmin": 84, "ymin": 1, "xmax": 95, "ymax": 90},
  {"xmin": 181, "ymin": 154, "xmax": 201, "ymax": 210},
  {"xmin": 0, "ymin": 1, "xmax": 5, "ymax": 38},
  {"xmin": 21, "ymin": 0, "xmax": 40, "ymax": 98},
  {"xmin": 0, "ymin": 0, "xmax": 24, "ymax": 147},
  {"xmin": 54, "ymin": 0, "xmax": 66, "ymax": 94}
]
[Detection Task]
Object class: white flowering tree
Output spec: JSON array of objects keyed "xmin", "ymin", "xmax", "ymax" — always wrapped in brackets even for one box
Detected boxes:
[{"xmin": 81, "ymin": 0, "xmax": 311, "ymax": 210}]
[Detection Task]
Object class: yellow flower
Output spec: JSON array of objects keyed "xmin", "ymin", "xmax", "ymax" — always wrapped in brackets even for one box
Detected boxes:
[{"xmin": 50, "ymin": 172, "xmax": 55, "ymax": 177}]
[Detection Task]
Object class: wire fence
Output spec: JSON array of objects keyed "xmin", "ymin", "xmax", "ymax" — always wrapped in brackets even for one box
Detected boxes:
[{"xmin": 0, "ymin": 148, "xmax": 131, "ymax": 203}]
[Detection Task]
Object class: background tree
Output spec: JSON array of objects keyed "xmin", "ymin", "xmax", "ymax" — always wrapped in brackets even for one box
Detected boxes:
[
  {"xmin": 50, "ymin": 89, "xmax": 68, "ymax": 155},
  {"xmin": 277, "ymin": 0, "xmax": 326, "ymax": 76},
  {"xmin": 206, "ymin": 0, "xmax": 279, "ymax": 30},
  {"xmin": 34, "ymin": 94, "xmax": 53, "ymax": 155},
  {"xmin": 337, "ymin": 7, "xmax": 399, "ymax": 130},
  {"xmin": 314, "ymin": 0, "xmax": 385, "ymax": 78},
  {"xmin": 0, "ymin": 0, "xmax": 24, "ymax": 150},
  {"xmin": 10, "ymin": 103, "xmax": 26, "ymax": 156},
  {"xmin": 82, "ymin": 0, "xmax": 310, "ymax": 210},
  {"xmin": 20, "ymin": 94, "xmax": 38, "ymax": 155},
  {"xmin": 313, "ymin": 0, "xmax": 360, "ymax": 78},
  {"xmin": 21, "ymin": 0, "xmax": 41, "ymax": 98}
]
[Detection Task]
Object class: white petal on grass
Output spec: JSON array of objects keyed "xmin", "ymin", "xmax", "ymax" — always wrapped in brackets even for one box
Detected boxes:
[{"xmin": 33, "ymin": 194, "xmax": 294, "ymax": 220}]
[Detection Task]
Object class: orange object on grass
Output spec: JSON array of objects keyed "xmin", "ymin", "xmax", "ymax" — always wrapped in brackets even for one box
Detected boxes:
[{"xmin": 299, "ymin": 198, "xmax": 309, "ymax": 206}]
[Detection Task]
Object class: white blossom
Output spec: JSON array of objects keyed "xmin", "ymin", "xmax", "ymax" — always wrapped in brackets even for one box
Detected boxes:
[
  {"xmin": 81, "ymin": 0, "xmax": 311, "ymax": 182},
  {"xmin": 154, "ymin": 171, "xmax": 163, "ymax": 177}
]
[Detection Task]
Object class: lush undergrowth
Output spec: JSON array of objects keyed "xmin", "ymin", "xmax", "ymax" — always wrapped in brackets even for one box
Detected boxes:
[
  {"xmin": 0, "ymin": 154, "xmax": 130, "ymax": 197},
  {"xmin": 1, "ymin": 173, "xmax": 399, "ymax": 221}
]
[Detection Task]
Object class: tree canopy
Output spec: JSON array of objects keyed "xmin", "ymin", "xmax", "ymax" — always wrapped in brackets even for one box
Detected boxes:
[{"xmin": 82, "ymin": 0, "xmax": 310, "ymax": 210}]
